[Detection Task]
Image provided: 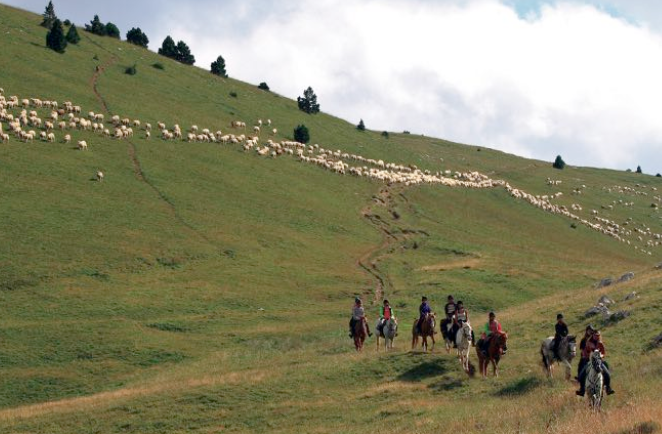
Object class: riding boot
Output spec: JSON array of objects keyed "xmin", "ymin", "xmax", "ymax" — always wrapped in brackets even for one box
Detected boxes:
[{"xmin": 576, "ymin": 365, "xmax": 587, "ymax": 396}]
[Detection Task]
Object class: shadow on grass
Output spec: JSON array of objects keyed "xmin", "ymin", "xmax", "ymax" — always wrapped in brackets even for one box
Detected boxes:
[
  {"xmin": 396, "ymin": 353, "xmax": 448, "ymax": 382},
  {"xmin": 428, "ymin": 375, "xmax": 464, "ymax": 392},
  {"xmin": 494, "ymin": 376, "xmax": 542, "ymax": 397},
  {"xmin": 614, "ymin": 421, "xmax": 661, "ymax": 434}
]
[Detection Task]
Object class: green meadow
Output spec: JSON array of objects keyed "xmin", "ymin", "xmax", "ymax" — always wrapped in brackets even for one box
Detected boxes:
[{"xmin": 0, "ymin": 4, "xmax": 661, "ymax": 433}]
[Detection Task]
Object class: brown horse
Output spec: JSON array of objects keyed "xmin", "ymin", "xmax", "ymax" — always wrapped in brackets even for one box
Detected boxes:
[
  {"xmin": 353, "ymin": 318, "xmax": 368, "ymax": 351},
  {"xmin": 411, "ymin": 313, "xmax": 436, "ymax": 352},
  {"xmin": 476, "ymin": 331, "xmax": 508, "ymax": 377}
]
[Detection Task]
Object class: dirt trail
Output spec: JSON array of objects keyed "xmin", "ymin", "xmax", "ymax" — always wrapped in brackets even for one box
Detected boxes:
[
  {"xmin": 357, "ymin": 184, "xmax": 429, "ymax": 304},
  {"xmin": 89, "ymin": 53, "xmax": 218, "ymax": 247}
]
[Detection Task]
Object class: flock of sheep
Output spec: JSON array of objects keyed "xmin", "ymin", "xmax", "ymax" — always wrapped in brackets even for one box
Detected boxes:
[{"xmin": 1, "ymin": 87, "xmax": 660, "ymax": 254}]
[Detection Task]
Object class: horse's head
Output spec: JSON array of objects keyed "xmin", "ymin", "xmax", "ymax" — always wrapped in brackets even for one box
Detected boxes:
[
  {"xmin": 461, "ymin": 322, "xmax": 472, "ymax": 339},
  {"xmin": 498, "ymin": 332, "xmax": 508, "ymax": 354},
  {"xmin": 566, "ymin": 335, "xmax": 577, "ymax": 357},
  {"xmin": 590, "ymin": 349, "xmax": 602, "ymax": 371}
]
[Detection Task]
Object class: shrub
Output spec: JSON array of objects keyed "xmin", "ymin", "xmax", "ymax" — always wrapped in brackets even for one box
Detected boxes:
[
  {"xmin": 105, "ymin": 22, "xmax": 120, "ymax": 39},
  {"xmin": 152, "ymin": 62, "xmax": 164, "ymax": 70},
  {"xmin": 125, "ymin": 64, "xmax": 137, "ymax": 75},
  {"xmin": 553, "ymin": 155, "xmax": 566, "ymax": 169},
  {"xmin": 381, "ymin": 131, "xmax": 389, "ymax": 139},
  {"xmin": 636, "ymin": 165, "xmax": 642, "ymax": 174},
  {"xmin": 294, "ymin": 124, "xmax": 310, "ymax": 144},
  {"xmin": 258, "ymin": 82, "xmax": 270, "ymax": 91},
  {"xmin": 229, "ymin": 91, "xmax": 238, "ymax": 98},
  {"xmin": 357, "ymin": 119, "xmax": 365, "ymax": 131},
  {"xmin": 403, "ymin": 130, "xmax": 410, "ymax": 134},
  {"xmin": 656, "ymin": 173, "xmax": 661, "ymax": 177},
  {"xmin": 210, "ymin": 55, "xmax": 228, "ymax": 77},
  {"xmin": 126, "ymin": 27, "xmax": 149, "ymax": 48},
  {"xmin": 85, "ymin": 15, "xmax": 106, "ymax": 36},
  {"xmin": 46, "ymin": 19, "xmax": 67, "ymax": 53},
  {"xmin": 65, "ymin": 24, "xmax": 80, "ymax": 44},
  {"xmin": 63, "ymin": 19, "xmax": 71, "ymax": 26}
]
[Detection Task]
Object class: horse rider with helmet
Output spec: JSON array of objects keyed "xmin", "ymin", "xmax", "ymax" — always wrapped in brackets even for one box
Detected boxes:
[
  {"xmin": 349, "ymin": 297, "xmax": 372, "ymax": 338},
  {"xmin": 576, "ymin": 324, "xmax": 595, "ymax": 381},
  {"xmin": 453, "ymin": 301, "xmax": 476, "ymax": 346},
  {"xmin": 376, "ymin": 299, "xmax": 395, "ymax": 336},
  {"xmin": 478, "ymin": 311, "xmax": 503, "ymax": 355},
  {"xmin": 441, "ymin": 295, "xmax": 456, "ymax": 341},
  {"xmin": 416, "ymin": 296, "xmax": 432, "ymax": 335},
  {"xmin": 576, "ymin": 330, "xmax": 615, "ymax": 396},
  {"xmin": 552, "ymin": 313, "xmax": 569, "ymax": 360}
]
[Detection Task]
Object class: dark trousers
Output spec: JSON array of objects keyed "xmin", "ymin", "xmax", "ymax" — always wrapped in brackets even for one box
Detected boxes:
[{"xmin": 578, "ymin": 359, "xmax": 611, "ymax": 391}]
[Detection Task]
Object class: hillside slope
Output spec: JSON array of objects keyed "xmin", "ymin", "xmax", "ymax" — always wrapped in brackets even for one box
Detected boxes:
[{"xmin": 1, "ymin": 4, "xmax": 661, "ymax": 433}]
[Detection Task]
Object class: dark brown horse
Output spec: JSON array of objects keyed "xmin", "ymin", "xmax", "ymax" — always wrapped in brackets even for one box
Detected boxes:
[
  {"xmin": 477, "ymin": 331, "xmax": 508, "ymax": 377},
  {"xmin": 411, "ymin": 313, "xmax": 436, "ymax": 352},
  {"xmin": 353, "ymin": 318, "xmax": 368, "ymax": 351}
]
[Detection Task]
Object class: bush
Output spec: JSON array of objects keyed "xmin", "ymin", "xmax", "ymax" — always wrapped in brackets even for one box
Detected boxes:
[
  {"xmin": 294, "ymin": 124, "xmax": 310, "ymax": 144},
  {"xmin": 85, "ymin": 15, "xmax": 106, "ymax": 36},
  {"xmin": 553, "ymin": 155, "xmax": 566, "ymax": 169},
  {"xmin": 656, "ymin": 173, "xmax": 661, "ymax": 177},
  {"xmin": 126, "ymin": 27, "xmax": 149, "ymax": 48},
  {"xmin": 105, "ymin": 22, "xmax": 120, "ymax": 39},
  {"xmin": 46, "ymin": 19, "xmax": 67, "ymax": 53},
  {"xmin": 381, "ymin": 131, "xmax": 389, "ymax": 139},
  {"xmin": 229, "ymin": 91, "xmax": 238, "ymax": 98},
  {"xmin": 403, "ymin": 130, "xmax": 410, "ymax": 134},
  {"xmin": 65, "ymin": 24, "xmax": 80, "ymax": 44},
  {"xmin": 210, "ymin": 55, "xmax": 227, "ymax": 77},
  {"xmin": 636, "ymin": 165, "xmax": 643, "ymax": 174},
  {"xmin": 152, "ymin": 62, "xmax": 164, "ymax": 70},
  {"xmin": 258, "ymin": 82, "xmax": 270, "ymax": 91},
  {"xmin": 63, "ymin": 19, "xmax": 71, "ymax": 26},
  {"xmin": 125, "ymin": 64, "xmax": 137, "ymax": 75},
  {"xmin": 357, "ymin": 119, "xmax": 365, "ymax": 131}
]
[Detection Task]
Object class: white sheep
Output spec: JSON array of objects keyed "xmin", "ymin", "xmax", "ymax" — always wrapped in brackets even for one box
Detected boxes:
[
  {"xmin": 96, "ymin": 170, "xmax": 104, "ymax": 182},
  {"xmin": 77, "ymin": 140, "xmax": 88, "ymax": 150},
  {"xmin": 63, "ymin": 134, "xmax": 71, "ymax": 143}
]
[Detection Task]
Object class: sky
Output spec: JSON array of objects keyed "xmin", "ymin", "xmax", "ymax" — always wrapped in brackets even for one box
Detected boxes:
[{"xmin": 5, "ymin": 0, "xmax": 662, "ymax": 173}]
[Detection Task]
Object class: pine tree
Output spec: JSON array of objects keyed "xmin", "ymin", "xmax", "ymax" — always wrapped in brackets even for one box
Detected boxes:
[
  {"xmin": 105, "ymin": 22, "xmax": 120, "ymax": 39},
  {"xmin": 158, "ymin": 36, "xmax": 177, "ymax": 58},
  {"xmin": 210, "ymin": 55, "xmax": 227, "ymax": 77},
  {"xmin": 40, "ymin": 1, "xmax": 57, "ymax": 28},
  {"xmin": 552, "ymin": 155, "xmax": 566, "ymax": 170},
  {"xmin": 357, "ymin": 119, "xmax": 365, "ymax": 131},
  {"xmin": 297, "ymin": 87, "xmax": 320, "ymax": 114},
  {"xmin": 294, "ymin": 124, "xmax": 310, "ymax": 144},
  {"xmin": 65, "ymin": 23, "xmax": 80, "ymax": 44},
  {"xmin": 636, "ymin": 165, "xmax": 642, "ymax": 174},
  {"xmin": 85, "ymin": 15, "xmax": 106, "ymax": 36},
  {"xmin": 258, "ymin": 82, "xmax": 270, "ymax": 91},
  {"xmin": 126, "ymin": 27, "xmax": 149, "ymax": 48},
  {"xmin": 175, "ymin": 40, "xmax": 195, "ymax": 65},
  {"xmin": 46, "ymin": 19, "xmax": 67, "ymax": 53}
]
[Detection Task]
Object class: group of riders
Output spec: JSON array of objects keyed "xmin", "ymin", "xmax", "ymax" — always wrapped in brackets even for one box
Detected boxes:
[{"xmin": 349, "ymin": 296, "xmax": 615, "ymax": 396}]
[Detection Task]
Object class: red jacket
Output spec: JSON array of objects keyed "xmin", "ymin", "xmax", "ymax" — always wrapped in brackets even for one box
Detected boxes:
[{"xmin": 582, "ymin": 338, "xmax": 606, "ymax": 360}]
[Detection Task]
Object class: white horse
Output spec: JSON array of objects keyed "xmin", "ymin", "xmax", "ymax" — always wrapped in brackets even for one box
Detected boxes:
[
  {"xmin": 456, "ymin": 321, "xmax": 472, "ymax": 373},
  {"xmin": 540, "ymin": 335, "xmax": 577, "ymax": 380},
  {"xmin": 376, "ymin": 317, "xmax": 398, "ymax": 351},
  {"xmin": 586, "ymin": 349, "xmax": 604, "ymax": 411}
]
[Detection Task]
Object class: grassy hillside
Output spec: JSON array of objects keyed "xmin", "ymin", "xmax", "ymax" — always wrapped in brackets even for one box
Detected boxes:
[{"xmin": 1, "ymin": 4, "xmax": 661, "ymax": 433}]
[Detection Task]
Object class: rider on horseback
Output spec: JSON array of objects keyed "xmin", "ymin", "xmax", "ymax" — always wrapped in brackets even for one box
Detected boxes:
[
  {"xmin": 478, "ymin": 311, "xmax": 502, "ymax": 355},
  {"xmin": 441, "ymin": 295, "xmax": 456, "ymax": 338},
  {"xmin": 376, "ymin": 299, "xmax": 395, "ymax": 336},
  {"xmin": 453, "ymin": 301, "xmax": 475, "ymax": 346},
  {"xmin": 576, "ymin": 324, "xmax": 594, "ymax": 381},
  {"xmin": 576, "ymin": 330, "xmax": 615, "ymax": 396},
  {"xmin": 552, "ymin": 313, "xmax": 569, "ymax": 360},
  {"xmin": 349, "ymin": 297, "xmax": 372, "ymax": 338},
  {"xmin": 416, "ymin": 296, "xmax": 432, "ymax": 335}
]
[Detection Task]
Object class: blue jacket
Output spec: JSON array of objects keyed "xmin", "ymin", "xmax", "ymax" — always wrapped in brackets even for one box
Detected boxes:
[{"xmin": 419, "ymin": 302, "xmax": 431, "ymax": 318}]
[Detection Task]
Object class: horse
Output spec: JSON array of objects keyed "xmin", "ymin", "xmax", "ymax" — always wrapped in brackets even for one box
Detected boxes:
[
  {"xmin": 353, "ymin": 318, "xmax": 368, "ymax": 351},
  {"xmin": 476, "ymin": 331, "xmax": 508, "ymax": 377},
  {"xmin": 441, "ymin": 318, "xmax": 455, "ymax": 353},
  {"xmin": 456, "ymin": 321, "xmax": 473, "ymax": 373},
  {"xmin": 540, "ymin": 335, "xmax": 577, "ymax": 380},
  {"xmin": 412, "ymin": 313, "xmax": 436, "ymax": 352},
  {"xmin": 376, "ymin": 317, "xmax": 398, "ymax": 351},
  {"xmin": 586, "ymin": 349, "xmax": 604, "ymax": 411}
]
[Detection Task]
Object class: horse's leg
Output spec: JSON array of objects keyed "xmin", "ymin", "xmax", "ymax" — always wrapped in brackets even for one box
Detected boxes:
[{"xmin": 430, "ymin": 334, "xmax": 435, "ymax": 352}]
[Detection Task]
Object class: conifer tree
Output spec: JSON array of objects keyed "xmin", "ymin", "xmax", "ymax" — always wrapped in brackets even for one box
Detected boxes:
[
  {"xmin": 40, "ymin": 1, "xmax": 57, "ymax": 29},
  {"xmin": 65, "ymin": 23, "xmax": 80, "ymax": 44},
  {"xmin": 126, "ymin": 27, "xmax": 149, "ymax": 48},
  {"xmin": 105, "ymin": 22, "xmax": 120, "ymax": 39},
  {"xmin": 294, "ymin": 124, "xmax": 310, "ymax": 144},
  {"xmin": 158, "ymin": 36, "xmax": 177, "ymax": 58},
  {"xmin": 552, "ymin": 155, "xmax": 566, "ymax": 170},
  {"xmin": 210, "ymin": 55, "xmax": 227, "ymax": 77},
  {"xmin": 297, "ymin": 87, "xmax": 320, "ymax": 114},
  {"xmin": 175, "ymin": 40, "xmax": 195, "ymax": 65},
  {"xmin": 46, "ymin": 19, "xmax": 67, "ymax": 53},
  {"xmin": 357, "ymin": 119, "xmax": 366, "ymax": 131},
  {"xmin": 85, "ymin": 15, "xmax": 106, "ymax": 36}
]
